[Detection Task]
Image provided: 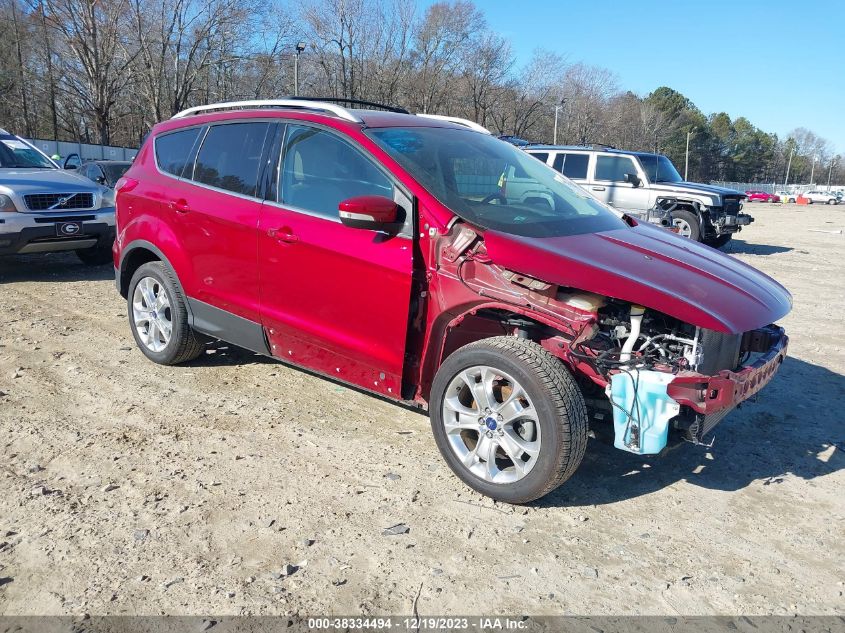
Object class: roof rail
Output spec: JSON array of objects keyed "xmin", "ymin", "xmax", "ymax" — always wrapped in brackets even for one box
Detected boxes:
[
  {"xmin": 288, "ymin": 96, "xmax": 410, "ymax": 114},
  {"xmin": 171, "ymin": 99, "xmax": 362, "ymax": 123},
  {"xmin": 416, "ymin": 114, "xmax": 491, "ymax": 134}
]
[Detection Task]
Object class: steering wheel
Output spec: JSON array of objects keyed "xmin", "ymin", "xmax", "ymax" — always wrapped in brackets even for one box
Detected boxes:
[{"xmin": 481, "ymin": 192, "xmax": 507, "ymax": 205}]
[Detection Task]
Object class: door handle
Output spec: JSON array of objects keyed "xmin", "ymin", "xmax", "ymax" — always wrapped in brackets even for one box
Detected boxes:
[
  {"xmin": 591, "ymin": 186, "xmax": 606, "ymax": 191},
  {"xmin": 267, "ymin": 227, "xmax": 299, "ymax": 243},
  {"xmin": 170, "ymin": 198, "xmax": 190, "ymax": 213}
]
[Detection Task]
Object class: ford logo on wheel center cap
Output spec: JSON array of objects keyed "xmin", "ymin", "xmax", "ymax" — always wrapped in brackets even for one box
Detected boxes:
[{"xmin": 485, "ymin": 417, "xmax": 498, "ymax": 430}]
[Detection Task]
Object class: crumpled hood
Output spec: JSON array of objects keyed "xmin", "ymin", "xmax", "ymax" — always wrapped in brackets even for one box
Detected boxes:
[
  {"xmin": 0, "ymin": 168, "xmax": 99, "ymax": 196},
  {"xmin": 484, "ymin": 223, "xmax": 791, "ymax": 333},
  {"xmin": 650, "ymin": 181, "xmax": 745, "ymax": 201}
]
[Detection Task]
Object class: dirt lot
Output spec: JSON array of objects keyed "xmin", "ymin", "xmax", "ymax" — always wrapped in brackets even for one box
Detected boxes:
[{"xmin": 0, "ymin": 202, "xmax": 843, "ymax": 616}]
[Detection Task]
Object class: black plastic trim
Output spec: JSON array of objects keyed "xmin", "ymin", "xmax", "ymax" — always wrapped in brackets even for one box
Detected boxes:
[{"xmin": 187, "ymin": 298, "xmax": 270, "ymax": 355}]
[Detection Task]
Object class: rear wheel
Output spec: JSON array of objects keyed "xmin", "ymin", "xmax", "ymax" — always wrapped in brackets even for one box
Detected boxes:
[
  {"xmin": 127, "ymin": 261, "xmax": 204, "ymax": 365},
  {"xmin": 672, "ymin": 209, "xmax": 701, "ymax": 241},
  {"xmin": 429, "ymin": 336, "xmax": 588, "ymax": 504}
]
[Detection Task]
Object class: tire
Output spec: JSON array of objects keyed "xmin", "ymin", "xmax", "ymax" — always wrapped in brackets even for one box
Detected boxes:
[
  {"xmin": 76, "ymin": 242, "xmax": 113, "ymax": 266},
  {"xmin": 429, "ymin": 336, "xmax": 588, "ymax": 504},
  {"xmin": 828, "ymin": 199, "xmax": 836, "ymax": 205},
  {"xmin": 127, "ymin": 261, "xmax": 204, "ymax": 365},
  {"xmin": 704, "ymin": 234, "xmax": 732, "ymax": 249},
  {"xmin": 671, "ymin": 209, "xmax": 701, "ymax": 241}
]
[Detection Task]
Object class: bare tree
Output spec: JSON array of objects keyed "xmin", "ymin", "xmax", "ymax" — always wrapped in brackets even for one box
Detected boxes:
[{"xmin": 43, "ymin": 0, "xmax": 138, "ymax": 144}]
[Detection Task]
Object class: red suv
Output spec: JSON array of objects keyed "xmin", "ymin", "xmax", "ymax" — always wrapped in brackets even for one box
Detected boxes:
[
  {"xmin": 745, "ymin": 190, "xmax": 780, "ymax": 203},
  {"xmin": 113, "ymin": 99, "xmax": 791, "ymax": 503}
]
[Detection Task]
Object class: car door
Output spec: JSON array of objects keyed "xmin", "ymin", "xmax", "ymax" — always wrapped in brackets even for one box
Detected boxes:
[
  {"xmin": 258, "ymin": 123, "xmax": 414, "ymax": 398},
  {"xmin": 168, "ymin": 120, "xmax": 272, "ymax": 329},
  {"xmin": 589, "ymin": 154, "xmax": 651, "ymax": 212},
  {"xmin": 86, "ymin": 163, "xmax": 105, "ymax": 185}
]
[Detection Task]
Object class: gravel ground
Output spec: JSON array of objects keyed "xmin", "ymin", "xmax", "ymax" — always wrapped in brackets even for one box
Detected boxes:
[{"xmin": 0, "ymin": 202, "xmax": 843, "ymax": 616}]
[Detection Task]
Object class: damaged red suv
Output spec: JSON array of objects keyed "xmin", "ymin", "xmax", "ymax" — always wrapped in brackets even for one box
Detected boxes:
[{"xmin": 113, "ymin": 99, "xmax": 791, "ymax": 503}]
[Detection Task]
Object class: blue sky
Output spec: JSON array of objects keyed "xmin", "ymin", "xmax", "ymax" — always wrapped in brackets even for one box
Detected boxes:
[{"xmin": 460, "ymin": 0, "xmax": 845, "ymax": 152}]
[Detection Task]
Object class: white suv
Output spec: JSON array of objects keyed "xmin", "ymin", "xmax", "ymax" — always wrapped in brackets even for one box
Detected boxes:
[
  {"xmin": 0, "ymin": 129, "xmax": 116, "ymax": 264},
  {"xmin": 802, "ymin": 190, "xmax": 839, "ymax": 204},
  {"xmin": 525, "ymin": 145, "xmax": 752, "ymax": 247}
]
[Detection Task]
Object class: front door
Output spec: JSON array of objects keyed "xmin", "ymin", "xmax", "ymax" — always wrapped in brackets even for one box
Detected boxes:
[
  {"xmin": 589, "ymin": 154, "xmax": 651, "ymax": 213},
  {"xmin": 258, "ymin": 123, "xmax": 414, "ymax": 397}
]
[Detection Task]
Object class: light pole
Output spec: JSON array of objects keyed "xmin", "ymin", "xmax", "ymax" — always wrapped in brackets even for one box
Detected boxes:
[
  {"xmin": 784, "ymin": 149, "xmax": 794, "ymax": 187},
  {"xmin": 294, "ymin": 42, "xmax": 306, "ymax": 97},
  {"xmin": 684, "ymin": 127, "xmax": 696, "ymax": 181},
  {"xmin": 809, "ymin": 154, "xmax": 818, "ymax": 185},
  {"xmin": 553, "ymin": 98, "xmax": 566, "ymax": 145}
]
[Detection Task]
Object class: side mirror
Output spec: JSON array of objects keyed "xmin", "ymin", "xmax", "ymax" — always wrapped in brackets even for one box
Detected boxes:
[
  {"xmin": 339, "ymin": 195, "xmax": 398, "ymax": 230},
  {"xmin": 624, "ymin": 173, "xmax": 641, "ymax": 188},
  {"xmin": 95, "ymin": 175, "xmax": 106, "ymax": 185}
]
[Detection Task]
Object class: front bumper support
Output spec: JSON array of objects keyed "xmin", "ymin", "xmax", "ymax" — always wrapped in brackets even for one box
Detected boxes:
[{"xmin": 667, "ymin": 325, "xmax": 788, "ymax": 441}]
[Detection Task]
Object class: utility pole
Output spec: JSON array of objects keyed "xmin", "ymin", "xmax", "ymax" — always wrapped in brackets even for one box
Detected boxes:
[
  {"xmin": 684, "ymin": 127, "xmax": 696, "ymax": 181},
  {"xmin": 784, "ymin": 149, "xmax": 794, "ymax": 187},
  {"xmin": 809, "ymin": 154, "xmax": 818, "ymax": 185},
  {"xmin": 553, "ymin": 98, "xmax": 566, "ymax": 145},
  {"xmin": 294, "ymin": 42, "xmax": 306, "ymax": 96}
]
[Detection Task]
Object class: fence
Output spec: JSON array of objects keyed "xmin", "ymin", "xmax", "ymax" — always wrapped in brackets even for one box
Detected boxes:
[
  {"xmin": 711, "ymin": 181, "xmax": 844, "ymax": 194},
  {"xmin": 24, "ymin": 138, "xmax": 138, "ymax": 162}
]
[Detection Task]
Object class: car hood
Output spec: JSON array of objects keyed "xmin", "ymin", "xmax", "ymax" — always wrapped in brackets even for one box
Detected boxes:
[
  {"xmin": 0, "ymin": 168, "xmax": 98, "ymax": 195},
  {"xmin": 649, "ymin": 181, "xmax": 745, "ymax": 199},
  {"xmin": 483, "ymin": 223, "xmax": 791, "ymax": 333}
]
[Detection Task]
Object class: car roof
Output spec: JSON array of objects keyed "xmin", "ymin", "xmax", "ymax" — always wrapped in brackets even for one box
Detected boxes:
[
  {"xmin": 524, "ymin": 144, "xmax": 663, "ymax": 158},
  {"xmin": 156, "ymin": 100, "xmax": 485, "ymax": 136}
]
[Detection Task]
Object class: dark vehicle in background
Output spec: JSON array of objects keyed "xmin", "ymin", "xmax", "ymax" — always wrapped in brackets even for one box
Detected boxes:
[
  {"xmin": 746, "ymin": 190, "xmax": 780, "ymax": 203},
  {"xmin": 525, "ymin": 145, "xmax": 752, "ymax": 247},
  {"xmin": 76, "ymin": 160, "xmax": 132, "ymax": 188}
]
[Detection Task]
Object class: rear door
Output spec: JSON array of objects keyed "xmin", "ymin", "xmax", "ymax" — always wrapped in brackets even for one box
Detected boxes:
[
  {"xmin": 551, "ymin": 151, "xmax": 590, "ymax": 184},
  {"xmin": 258, "ymin": 123, "xmax": 414, "ymax": 397},
  {"xmin": 167, "ymin": 121, "xmax": 272, "ymax": 325},
  {"xmin": 588, "ymin": 153, "xmax": 651, "ymax": 212}
]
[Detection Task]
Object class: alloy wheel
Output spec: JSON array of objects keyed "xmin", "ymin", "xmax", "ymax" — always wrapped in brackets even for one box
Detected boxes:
[
  {"xmin": 441, "ymin": 365, "xmax": 541, "ymax": 484},
  {"xmin": 672, "ymin": 217, "xmax": 693, "ymax": 238},
  {"xmin": 132, "ymin": 276, "xmax": 173, "ymax": 352}
]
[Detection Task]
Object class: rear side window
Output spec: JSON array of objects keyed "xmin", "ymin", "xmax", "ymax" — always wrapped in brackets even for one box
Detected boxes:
[
  {"xmin": 193, "ymin": 122, "xmax": 270, "ymax": 196},
  {"xmin": 279, "ymin": 124, "xmax": 393, "ymax": 219},
  {"xmin": 528, "ymin": 152, "xmax": 548, "ymax": 163},
  {"xmin": 155, "ymin": 128, "xmax": 202, "ymax": 177},
  {"xmin": 553, "ymin": 153, "xmax": 589, "ymax": 179},
  {"xmin": 595, "ymin": 155, "xmax": 638, "ymax": 182}
]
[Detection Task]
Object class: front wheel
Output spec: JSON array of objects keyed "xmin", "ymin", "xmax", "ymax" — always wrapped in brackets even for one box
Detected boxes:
[
  {"xmin": 671, "ymin": 209, "xmax": 701, "ymax": 241},
  {"xmin": 429, "ymin": 337, "xmax": 588, "ymax": 504}
]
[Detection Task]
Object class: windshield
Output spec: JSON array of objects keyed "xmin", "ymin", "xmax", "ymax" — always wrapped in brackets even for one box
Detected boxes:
[
  {"xmin": 366, "ymin": 127, "xmax": 626, "ymax": 238},
  {"xmin": 103, "ymin": 163, "xmax": 131, "ymax": 184},
  {"xmin": 638, "ymin": 154, "xmax": 683, "ymax": 183},
  {"xmin": 0, "ymin": 136, "xmax": 56, "ymax": 169}
]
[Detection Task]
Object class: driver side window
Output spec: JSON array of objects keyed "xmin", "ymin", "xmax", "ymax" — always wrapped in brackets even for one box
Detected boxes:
[{"xmin": 279, "ymin": 124, "xmax": 394, "ymax": 220}]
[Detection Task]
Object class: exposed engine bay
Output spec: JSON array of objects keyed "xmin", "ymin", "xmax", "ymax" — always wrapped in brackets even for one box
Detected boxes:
[{"xmin": 433, "ymin": 221, "xmax": 786, "ymax": 456}]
